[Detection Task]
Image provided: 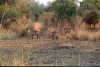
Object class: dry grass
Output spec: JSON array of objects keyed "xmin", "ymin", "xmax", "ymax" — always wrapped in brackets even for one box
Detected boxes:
[
  {"xmin": 10, "ymin": 16, "xmax": 33, "ymax": 37},
  {"xmin": 0, "ymin": 49, "xmax": 31, "ymax": 66},
  {"xmin": 65, "ymin": 28, "xmax": 100, "ymax": 41},
  {"xmin": 13, "ymin": 54, "xmax": 27, "ymax": 66},
  {"xmin": 55, "ymin": 21, "xmax": 100, "ymax": 41},
  {"xmin": 0, "ymin": 16, "xmax": 100, "ymax": 41},
  {"xmin": 0, "ymin": 30, "xmax": 16, "ymax": 40},
  {"xmin": 0, "ymin": 36, "xmax": 100, "ymax": 66}
]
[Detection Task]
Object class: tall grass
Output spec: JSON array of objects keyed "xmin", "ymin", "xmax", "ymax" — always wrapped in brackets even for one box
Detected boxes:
[
  {"xmin": 13, "ymin": 53, "xmax": 27, "ymax": 66},
  {"xmin": 65, "ymin": 28, "xmax": 100, "ymax": 41}
]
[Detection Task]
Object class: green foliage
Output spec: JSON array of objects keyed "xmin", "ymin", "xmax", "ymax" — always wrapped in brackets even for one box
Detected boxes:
[
  {"xmin": 77, "ymin": 7, "xmax": 86, "ymax": 17},
  {"xmin": 0, "ymin": 10, "xmax": 3, "ymax": 22},
  {"xmin": 52, "ymin": 0, "xmax": 77, "ymax": 24},
  {"xmin": 34, "ymin": 4, "xmax": 45, "ymax": 21},
  {"xmin": 0, "ymin": 5, "xmax": 20, "ymax": 29},
  {"xmin": 28, "ymin": 2, "xmax": 46, "ymax": 21},
  {"xmin": 7, "ymin": 7, "xmax": 20, "ymax": 22},
  {"xmin": 0, "ymin": 0, "xmax": 7, "ymax": 5},
  {"xmin": 90, "ymin": 11, "xmax": 100, "ymax": 20},
  {"xmin": 83, "ymin": 11, "xmax": 100, "ymax": 26},
  {"xmin": 80, "ymin": 0, "xmax": 100, "ymax": 10},
  {"xmin": 45, "ymin": 2, "xmax": 53, "ymax": 12},
  {"xmin": 0, "ymin": 0, "xmax": 16, "ymax": 6},
  {"xmin": 0, "ymin": 0, "xmax": 31, "ymax": 30},
  {"xmin": 0, "ymin": 3, "xmax": 9, "ymax": 23}
]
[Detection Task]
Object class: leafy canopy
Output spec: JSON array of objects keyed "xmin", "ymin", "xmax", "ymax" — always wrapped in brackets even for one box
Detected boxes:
[
  {"xmin": 80, "ymin": 0, "xmax": 100, "ymax": 10},
  {"xmin": 52, "ymin": 0, "xmax": 78, "ymax": 23}
]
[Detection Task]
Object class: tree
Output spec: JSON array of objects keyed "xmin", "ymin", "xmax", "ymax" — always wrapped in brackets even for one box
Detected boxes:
[
  {"xmin": 0, "ymin": 0, "xmax": 31, "ymax": 30},
  {"xmin": 40, "ymin": 12, "xmax": 56, "ymax": 27},
  {"xmin": 80, "ymin": 0, "xmax": 100, "ymax": 10},
  {"xmin": 28, "ymin": 1, "xmax": 46, "ymax": 21},
  {"xmin": 0, "ymin": 0, "xmax": 16, "ymax": 6},
  {"xmin": 0, "ymin": 2, "xmax": 9, "ymax": 26},
  {"xmin": 79, "ymin": 0, "xmax": 100, "ymax": 30},
  {"xmin": 45, "ymin": 1, "xmax": 54, "ymax": 12},
  {"xmin": 82, "ymin": 11, "xmax": 100, "ymax": 29},
  {"xmin": 7, "ymin": 7, "xmax": 20, "ymax": 22},
  {"xmin": 0, "ymin": 4, "xmax": 21, "ymax": 30},
  {"xmin": 52, "ymin": 0, "xmax": 78, "ymax": 27},
  {"xmin": 0, "ymin": 0, "xmax": 7, "ymax": 5}
]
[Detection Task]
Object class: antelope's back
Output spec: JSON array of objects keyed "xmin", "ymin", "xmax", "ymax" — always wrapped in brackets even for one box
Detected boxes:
[
  {"xmin": 31, "ymin": 30, "xmax": 40, "ymax": 35},
  {"xmin": 51, "ymin": 31, "xmax": 57, "ymax": 36},
  {"xmin": 64, "ymin": 28, "xmax": 72, "ymax": 33}
]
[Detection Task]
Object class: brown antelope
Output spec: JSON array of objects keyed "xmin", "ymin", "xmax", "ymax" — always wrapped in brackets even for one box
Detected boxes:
[
  {"xmin": 51, "ymin": 31, "xmax": 58, "ymax": 40},
  {"xmin": 28, "ymin": 29, "xmax": 40, "ymax": 39},
  {"xmin": 63, "ymin": 23, "xmax": 75, "ymax": 35},
  {"xmin": 63, "ymin": 27, "xmax": 72, "ymax": 35},
  {"xmin": 31, "ymin": 30, "xmax": 40, "ymax": 39}
]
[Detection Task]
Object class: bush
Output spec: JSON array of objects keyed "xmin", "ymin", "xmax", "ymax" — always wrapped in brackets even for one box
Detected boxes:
[
  {"xmin": 19, "ymin": 28, "xmax": 28, "ymax": 37},
  {"xmin": 10, "ymin": 17, "xmax": 33, "ymax": 37}
]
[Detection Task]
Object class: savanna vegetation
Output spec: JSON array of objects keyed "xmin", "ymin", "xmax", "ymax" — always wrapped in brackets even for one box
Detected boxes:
[
  {"xmin": 0, "ymin": 0, "xmax": 100, "ymax": 66},
  {"xmin": 0, "ymin": 0, "xmax": 100, "ymax": 40}
]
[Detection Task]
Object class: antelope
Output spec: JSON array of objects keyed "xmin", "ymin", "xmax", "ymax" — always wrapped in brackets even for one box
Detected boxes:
[
  {"xmin": 31, "ymin": 30, "xmax": 40, "ymax": 39},
  {"xmin": 51, "ymin": 31, "xmax": 58, "ymax": 40},
  {"xmin": 28, "ymin": 29, "xmax": 40, "ymax": 39},
  {"xmin": 63, "ymin": 27, "xmax": 72, "ymax": 35}
]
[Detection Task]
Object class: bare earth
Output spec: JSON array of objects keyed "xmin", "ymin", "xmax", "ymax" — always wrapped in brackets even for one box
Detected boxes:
[{"xmin": 0, "ymin": 37, "xmax": 100, "ymax": 66}]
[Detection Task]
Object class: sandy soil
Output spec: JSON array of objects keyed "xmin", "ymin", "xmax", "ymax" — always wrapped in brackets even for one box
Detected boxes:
[{"xmin": 0, "ymin": 38, "xmax": 100, "ymax": 66}]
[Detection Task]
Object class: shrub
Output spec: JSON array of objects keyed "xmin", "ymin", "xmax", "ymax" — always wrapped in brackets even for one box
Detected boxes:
[
  {"xmin": 19, "ymin": 27, "xmax": 28, "ymax": 37},
  {"xmin": 10, "ymin": 17, "xmax": 33, "ymax": 37}
]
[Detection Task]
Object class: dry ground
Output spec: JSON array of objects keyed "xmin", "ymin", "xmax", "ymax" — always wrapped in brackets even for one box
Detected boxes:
[{"xmin": 0, "ymin": 37, "xmax": 100, "ymax": 66}]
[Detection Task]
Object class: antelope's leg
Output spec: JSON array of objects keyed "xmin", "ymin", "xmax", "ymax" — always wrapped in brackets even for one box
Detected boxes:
[
  {"xmin": 39, "ymin": 35, "xmax": 40, "ymax": 39},
  {"xmin": 37, "ymin": 34, "xmax": 40, "ymax": 39},
  {"xmin": 32, "ymin": 35, "xmax": 33, "ymax": 39},
  {"xmin": 52, "ymin": 35, "xmax": 54, "ymax": 40},
  {"xmin": 37, "ymin": 35, "xmax": 39, "ymax": 39},
  {"xmin": 56, "ymin": 36, "xmax": 58, "ymax": 40}
]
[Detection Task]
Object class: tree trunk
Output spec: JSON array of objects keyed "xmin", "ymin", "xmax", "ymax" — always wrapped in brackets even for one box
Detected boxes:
[
  {"xmin": 1, "ymin": 2, "xmax": 7, "ymax": 29},
  {"xmin": 1, "ymin": 11, "xmax": 5, "ymax": 25}
]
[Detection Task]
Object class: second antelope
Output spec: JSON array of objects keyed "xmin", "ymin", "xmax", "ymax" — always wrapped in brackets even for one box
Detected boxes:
[
  {"xmin": 51, "ymin": 31, "xmax": 58, "ymax": 40},
  {"xmin": 63, "ymin": 27, "xmax": 72, "ymax": 35}
]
